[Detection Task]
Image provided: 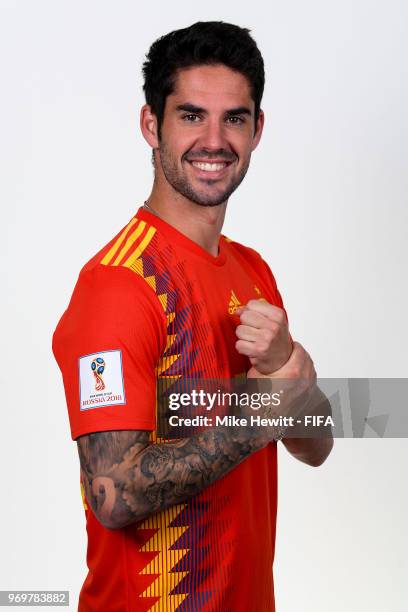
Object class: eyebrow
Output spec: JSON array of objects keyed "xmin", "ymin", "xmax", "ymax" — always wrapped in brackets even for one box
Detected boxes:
[{"xmin": 175, "ymin": 103, "xmax": 252, "ymax": 116}]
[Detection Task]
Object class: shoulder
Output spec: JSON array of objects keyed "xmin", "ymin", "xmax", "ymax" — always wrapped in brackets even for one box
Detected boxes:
[
  {"xmin": 70, "ymin": 213, "xmax": 170, "ymax": 310},
  {"xmin": 76, "ymin": 212, "xmax": 178, "ymax": 306},
  {"xmin": 53, "ymin": 215, "xmax": 169, "ymax": 355},
  {"xmin": 80, "ymin": 214, "xmax": 157, "ymax": 274}
]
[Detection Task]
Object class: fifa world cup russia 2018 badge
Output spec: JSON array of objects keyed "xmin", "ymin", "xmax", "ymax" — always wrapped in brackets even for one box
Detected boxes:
[
  {"xmin": 91, "ymin": 357, "xmax": 106, "ymax": 391},
  {"xmin": 79, "ymin": 350, "xmax": 125, "ymax": 410}
]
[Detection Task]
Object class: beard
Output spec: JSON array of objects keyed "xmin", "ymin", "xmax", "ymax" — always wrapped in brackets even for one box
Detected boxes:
[{"xmin": 157, "ymin": 140, "xmax": 251, "ymax": 207}]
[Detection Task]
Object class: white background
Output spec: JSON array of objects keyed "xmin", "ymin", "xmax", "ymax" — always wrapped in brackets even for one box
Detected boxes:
[{"xmin": 1, "ymin": 0, "xmax": 407, "ymax": 610}]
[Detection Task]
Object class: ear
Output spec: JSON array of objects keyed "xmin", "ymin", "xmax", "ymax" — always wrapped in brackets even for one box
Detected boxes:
[
  {"xmin": 140, "ymin": 104, "xmax": 159, "ymax": 149},
  {"xmin": 251, "ymin": 109, "xmax": 265, "ymax": 152}
]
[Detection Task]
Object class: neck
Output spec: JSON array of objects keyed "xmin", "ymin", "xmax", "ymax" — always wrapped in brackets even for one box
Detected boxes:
[{"xmin": 145, "ymin": 179, "xmax": 227, "ymax": 257}]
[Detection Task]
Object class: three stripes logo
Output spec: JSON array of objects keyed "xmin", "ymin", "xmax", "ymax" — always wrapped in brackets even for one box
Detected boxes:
[{"xmin": 228, "ymin": 290, "xmax": 241, "ymax": 315}]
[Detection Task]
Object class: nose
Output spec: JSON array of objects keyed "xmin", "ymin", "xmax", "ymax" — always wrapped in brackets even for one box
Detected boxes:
[{"xmin": 198, "ymin": 116, "xmax": 229, "ymax": 152}]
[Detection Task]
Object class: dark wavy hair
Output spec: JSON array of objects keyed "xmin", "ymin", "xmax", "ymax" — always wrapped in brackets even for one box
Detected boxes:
[{"xmin": 142, "ymin": 21, "xmax": 265, "ymax": 138}]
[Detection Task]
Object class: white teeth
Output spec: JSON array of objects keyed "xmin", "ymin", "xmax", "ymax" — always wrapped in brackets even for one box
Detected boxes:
[{"xmin": 191, "ymin": 161, "xmax": 227, "ymax": 172}]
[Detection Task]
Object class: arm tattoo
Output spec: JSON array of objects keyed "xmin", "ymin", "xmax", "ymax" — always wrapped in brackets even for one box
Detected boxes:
[
  {"xmin": 77, "ymin": 425, "xmax": 269, "ymax": 530},
  {"xmin": 77, "ymin": 430, "xmax": 149, "ymax": 527}
]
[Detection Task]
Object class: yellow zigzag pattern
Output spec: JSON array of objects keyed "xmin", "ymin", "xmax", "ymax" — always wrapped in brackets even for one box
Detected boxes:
[{"xmin": 139, "ymin": 504, "xmax": 189, "ymax": 611}]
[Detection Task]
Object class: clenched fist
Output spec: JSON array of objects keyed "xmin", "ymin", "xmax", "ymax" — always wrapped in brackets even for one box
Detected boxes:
[{"xmin": 235, "ymin": 299, "xmax": 293, "ymax": 375}]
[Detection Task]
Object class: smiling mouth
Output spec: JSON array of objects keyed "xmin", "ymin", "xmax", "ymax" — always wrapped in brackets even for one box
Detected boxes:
[{"xmin": 187, "ymin": 160, "xmax": 234, "ymax": 173}]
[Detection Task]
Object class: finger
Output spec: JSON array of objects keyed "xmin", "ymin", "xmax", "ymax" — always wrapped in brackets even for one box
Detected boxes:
[
  {"xmin": 235, "ymin": 305, "xmax": 246, "ymax": 316},
  {"xmin": 235, "ymin": 324, "xmax": 260, "ymax": 342},
  {"xmin": 239, "ymin": 309, "xmax": 276, "ymax": 331},
  {"xmin": 235, "ymin": 339, "xmax": 257, "ymax": 357},
  {"xmin": 243, "ymin": 299, "xmax": 286, "ymax": 324}
]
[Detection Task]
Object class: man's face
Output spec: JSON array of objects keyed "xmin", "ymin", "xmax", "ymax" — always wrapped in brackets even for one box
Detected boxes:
[{"xmin": 155, "ymin": 64, "xmax": 264, "ymax": 207}]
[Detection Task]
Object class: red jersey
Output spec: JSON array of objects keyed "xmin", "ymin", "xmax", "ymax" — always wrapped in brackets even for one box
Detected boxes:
[{"xmin": 53, "ymin": 206, "xmax": 285, "ymax": 612}]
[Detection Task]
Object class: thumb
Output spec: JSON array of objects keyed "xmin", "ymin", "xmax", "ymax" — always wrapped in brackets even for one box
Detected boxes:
[{"xmin": 235, "ymin": 305, "xmax": 246, "ymax": 316}]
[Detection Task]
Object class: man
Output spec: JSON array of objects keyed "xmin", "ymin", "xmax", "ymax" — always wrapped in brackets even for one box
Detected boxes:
[{"xmin": 53, "ymin": 21, "xmax": 333, "ymax": 611}]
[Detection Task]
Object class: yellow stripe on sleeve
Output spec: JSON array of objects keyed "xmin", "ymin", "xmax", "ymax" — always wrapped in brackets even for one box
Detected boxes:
[
  {"xmin": 111, "ymin": 221, "xmax": 147, "ymax": 266},
  {"xmin": 123, "ymin": 226, "xmax": 156, "ymax": 269},
  {"xmin": 100, "ymin": 217, "xmax": 138, "ymax": 265}
]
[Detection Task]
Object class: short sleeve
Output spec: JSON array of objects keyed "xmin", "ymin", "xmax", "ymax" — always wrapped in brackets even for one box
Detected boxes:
[{"xmin": 52, "ymin": 265, "xmax": 167, "ymax": 440}]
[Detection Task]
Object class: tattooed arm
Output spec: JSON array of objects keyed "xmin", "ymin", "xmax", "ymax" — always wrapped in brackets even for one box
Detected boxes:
[
  {"xmin": 77, "ymin": 425, "xmax": 271, "ymax": 530},
  {"xmin": 77, "ymin": 341, "xmax": 326, "ymax": 530}
]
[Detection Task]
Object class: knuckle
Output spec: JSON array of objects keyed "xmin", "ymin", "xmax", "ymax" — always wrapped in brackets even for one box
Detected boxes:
[
  {"xmin": 269, "ymin": 322, "xmax": 280, "ymax": 337},
  {"xmin": 275, "ymin": 308, "xmax": 285, "ymax": 324}
]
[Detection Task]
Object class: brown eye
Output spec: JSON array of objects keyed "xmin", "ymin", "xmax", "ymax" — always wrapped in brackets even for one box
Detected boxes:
[
  {"xmin": 183, "ymin": 114, "xmax": 200, "ymax": 122},
  {"xmin": 227, "ymin": 116, "xmax": 244, "ymax": 124}
]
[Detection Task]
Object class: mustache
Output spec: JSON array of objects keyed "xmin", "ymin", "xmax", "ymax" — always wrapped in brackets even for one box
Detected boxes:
[{"xmin": 184, "ymin": 150, "xmax": 237, "ymax": 163}]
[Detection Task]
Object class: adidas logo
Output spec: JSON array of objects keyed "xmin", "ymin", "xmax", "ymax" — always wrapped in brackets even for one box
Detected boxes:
[{"xmin": 228, "ymin": 290, "xmax": 241, "ymax": 315}]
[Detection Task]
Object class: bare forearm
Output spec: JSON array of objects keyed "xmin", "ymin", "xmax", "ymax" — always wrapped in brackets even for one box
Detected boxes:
[{"xmin": 78, "ymin": 425, "xmax": 269, "ymax": 530}]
